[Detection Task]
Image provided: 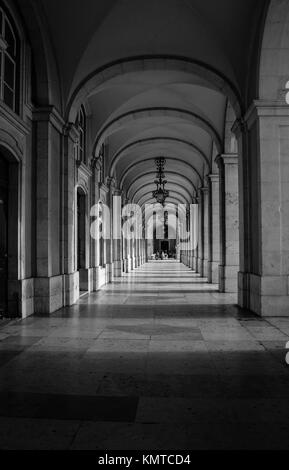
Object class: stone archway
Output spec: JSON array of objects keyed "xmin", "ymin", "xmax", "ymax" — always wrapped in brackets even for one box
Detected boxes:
[
  {"xmin": 76, "ymin": 186, "xmax": 88, "ymax": 293},
  {"xmin": 259, "ymin": 0, "xmax": 289, "ymax": 101},
  {"xmin": 236, "ymin": 0, "xmax": 289, "ymax": 316},
  {"xmin": 0, "ymin": 147, "xmax": 20, "ymax": 317}
]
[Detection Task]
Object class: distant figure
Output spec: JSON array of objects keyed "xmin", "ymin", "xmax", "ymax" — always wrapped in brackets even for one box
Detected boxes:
[{"xmin": 161, "ymin": 251, "xmax": 165, "ymax": 260}]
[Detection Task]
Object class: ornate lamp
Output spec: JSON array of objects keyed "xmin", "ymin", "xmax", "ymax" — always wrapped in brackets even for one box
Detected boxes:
[{"xmin": 152, "ymin": 157, "xmax": 170, "ymax": 206}]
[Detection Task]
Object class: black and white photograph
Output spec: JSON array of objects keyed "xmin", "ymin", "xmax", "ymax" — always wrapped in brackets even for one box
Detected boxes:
[{"xmin": 0, "ymin": 0, "xmax": 289, "ymax": 458}]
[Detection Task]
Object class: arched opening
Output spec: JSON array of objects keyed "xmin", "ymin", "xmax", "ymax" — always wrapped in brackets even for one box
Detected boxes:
[
  {"xmin": 235, "ymin": 0, "xmax": 289, "ymax": 316},
  {"xmin": 0, "ymin": 154, "xmax": 8, "ymax": 316},
  {"xmin": 0, "ymin": 148, "xmax": 19, "ymax": 317},
  {"xmin": 0, "ymin": 2, "xmax": 20, "ymax": 113},
  {"xmin": 76, "ymin": 187, "xmax": 87, "ymax": 293},
  {"xmin": 98, "ymin": 201, "xmax": 105, "ymax": 268},
  {"xmin": 76, "ymin": 105, "xmax": 87, "ymax": 164}
]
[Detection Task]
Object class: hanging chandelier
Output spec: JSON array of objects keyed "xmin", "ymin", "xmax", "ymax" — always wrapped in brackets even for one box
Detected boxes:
[{"xmin": 152, "ymin": 157, "xmax": 170, "ymax": 206}]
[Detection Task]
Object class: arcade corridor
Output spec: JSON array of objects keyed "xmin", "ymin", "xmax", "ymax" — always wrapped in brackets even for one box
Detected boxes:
[{"xmin": 0, "ymin": 261, "xmax": 288, "ymax": 450}]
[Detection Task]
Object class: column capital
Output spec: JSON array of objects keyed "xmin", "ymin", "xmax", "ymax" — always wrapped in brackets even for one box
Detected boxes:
[
  {"xmin": 90, "ymin": 156, "xmax": 102, "ymax": 172},
  {"xmin": 208, "ymin": 174, "xmax": 219, "ymax": 184},
  {"xmin": 215, "ymin": 154, "xmax": 238, "ymax": 168},
  {"xmin": 232, "ymin": 117, "xmax": 247, "ymax": 138},
  {"xmin": 63, "ymin": 123, "xmax": 79, "ymax": 143},
  {"xmin": 33, "ymin": 106, "xmax": 65, "ymax": 133},
  {"xmin": 244, "ymin": 100, "xmax": 289, "ymax": 130},
  {"xmin": 200, "ymin": 185, "xmax": 209, "ymax": 194},
  {"xmin": 113, "ymin": 188, "xmax": 123, "ymax": 197},
  {"xmin": 99, "ymin": 183, "xmax": 110, "ymax": 195},
  {"xmin": 196, "ymin": 188, "xmax": 203, "ymax": 202},
  {"xmin": 106, "ymin": 176, "xmax": 116, "ymax": 189}
]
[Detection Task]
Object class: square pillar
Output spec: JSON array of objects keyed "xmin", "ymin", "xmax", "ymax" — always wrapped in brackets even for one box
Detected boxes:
[
  {"xmin": 202, "ymin": 186, "xmax": 209, "ymax": 278},
  {"xmin": 208, "ymin": 174, "xmax": 220, "ymax": 284},
  {"xmin": 113, "ymin": 190, "xmax": 123, "ymax": 277},
  {"xmin": 216, "ymin": 154, "xmax": 239, "ymax": 293},
  {"xmin": 235, "ymin": 103, "xmax": 289, "ymax": 316},
  {"xmin": 196, "ymin": 190, "xmax": 204, "ymax": 277},
  {"xmin": 192, "ymin": 200, "xmax": 198, "ymax": 271},
  {"xmin": 33, "ymin": 107, "xmax": 65, "ymax": 314}
]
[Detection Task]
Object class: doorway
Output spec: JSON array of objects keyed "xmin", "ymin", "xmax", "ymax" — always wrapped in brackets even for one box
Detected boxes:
[
  {"xmin": 77, "ymin": 188, "xmax": 88, "ymax": 293},
  {"xmin": 0, "ymin": 155, "xmax": 8, "ymax": 316},
  {"xmin": 77, "ymin": 189, "xmax": 86, "ymax": 271}
]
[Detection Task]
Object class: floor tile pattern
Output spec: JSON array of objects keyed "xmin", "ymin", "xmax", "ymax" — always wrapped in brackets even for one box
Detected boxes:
[{"xmin": 0, "ymin": 261, "xmax": 289, "ymax": 449}]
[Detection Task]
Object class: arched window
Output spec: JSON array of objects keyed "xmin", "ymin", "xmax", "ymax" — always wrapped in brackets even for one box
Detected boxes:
[
  {"xmin": 0, "ymin": 5, "xmax": 19, "ymax": 112},
  {"xmin": 76, "ymin": 106, "xmax": 86, "ymax": 164}
]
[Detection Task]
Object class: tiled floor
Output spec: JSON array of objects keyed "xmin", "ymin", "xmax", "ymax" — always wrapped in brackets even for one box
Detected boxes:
[{"xmin": 0, "ymin": 261, "xmax": 289, "ymax": 449}]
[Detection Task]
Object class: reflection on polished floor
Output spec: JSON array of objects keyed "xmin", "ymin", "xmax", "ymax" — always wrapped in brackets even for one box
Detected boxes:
[{"xmin": 0, "ymin": 261, "xmax": 289, "ymax": 450}]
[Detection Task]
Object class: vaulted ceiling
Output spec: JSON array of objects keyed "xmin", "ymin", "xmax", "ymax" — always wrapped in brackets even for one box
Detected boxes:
[{"xmin": 39, "ymin": 0, "xmax": 266, "ymax": 206}]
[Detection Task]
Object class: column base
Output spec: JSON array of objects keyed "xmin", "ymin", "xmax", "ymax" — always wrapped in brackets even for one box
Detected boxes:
[
  {"xmin": 192, "ymin": 256, "xmax": 197, "ymax": 272},
  {"xmin": 105, "ymin": 263, "xmax": 113, "ymax": 283},
  {"xmin": 124, "ymin": 258, "xmax": 131, "ymax": 273},
  {"xmin": 197, "ymin": 258, "xmax": 204, "ymax": 277},
  {"xmin": 240, "ymin": 273, "xmax": 289, "ymax": 317},
  {"xmin": 7, "ymin": 279, "xmax": 35, "ymax": 319},
  {"xmin": 93, "ymin": 266, "xmax": 106, "ymax": 291},
  {"xmin": 208, "ymin": 261, "xmax": 219, "ymax": 284},
  {"xmin": 64, "ymin": 272, "xmax": 79, "ymax": 306},
  {"xmin": 203, "ymin": 258, "xmax": 209, "ymax": 278},
  {"xmin": 34, "ymin": 275, "xmax": 63, "ymax": 314},
  {"xmin": 79, "ymin": 268, "xmax": 93, "ymax": 292},
  {"xmin": 238, "ymin": 272, "xmax": 250, "ymax": 309},
  {"xmin": 219, "ymin": 265, "xmax": 238, "ymax": 293},
  {"xmin": 114, "ymin": 260, "xmax": 123, "ymax": 277}
]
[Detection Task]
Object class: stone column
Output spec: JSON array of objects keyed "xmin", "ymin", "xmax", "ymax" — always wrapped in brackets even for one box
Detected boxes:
[
  {"xmin": 105, "ymin": 178, "xmax": 114, "ymax": 283},
  {"xmin": 234, "ymin": 104, "xmax": 289, "ymax": 316},
  {"xmin": 143, "ymin": 238, "xmax": 147, "ymax": 264},
  {"xmin": 216, "ymin": 154, "xmax": 239, "ymax": 293},
  {"xmin": 208, "ymin": 174, "xmax": 220, "ymax": 284},
  {"xmin": 33, "ymin": 107, "xmax": 65, "ymax": 314},
  {"xmin": 123, "ymin": 199, "xmax": 132, "ymax": 272},
  {"xmin": 113, "ymin": 190, "xmax": 123, "ymax": 277},
  {"xmin": 233, "ymin": 119, "xmax": 250, "ymax": 309},
  {"xmin": 202, "ymin": 186, "xmax": 209, "ymax": 278},
  {"xmin": 123, "ymin": 236, "xmax": 129, "ymax": 273},
  {"xmin": 77, "ymin": 163, "xmax": 93, "ymax": 294},
  {"xmin": 130, "ymin": 237, "xmax": 135, "ymax": 271},
  {"xmin": 187, "ymin": 207, "xmax": 192, "ymax": 268},
  {"xmin": 143, "ymin": 239, "xmax": 146, "ymax": 264},
  {"xmin": 185, "ymin": 209, "xmax": 190, "ymax": 267},
  {"xmin": 179, "ymin": 212, "xmax": 186, "ymax": 265},
  {"xmin": 191, "ymin": 199, "xmax": 198, "ymax": 271},
  {"xmin": 90, "ymin": 159, "xmax": 103, "ymax": 291},
  {"xmin": 63, "ymin": 123, "xmax": 79, "ymax": 306},
  {"xmin": 139, "ymin": 239, "xmax": 142, "ymax": 265},
  {"xmin": 136, "ymin": 238, "xmax": 141, "ymax": 267},
  {"xmin": 196, "ymin": 190, "xmax": 204, "ymax": 277},
  {"xmin": 136, "ymin": 239, "xmax": 140, "ymax": 267}
]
